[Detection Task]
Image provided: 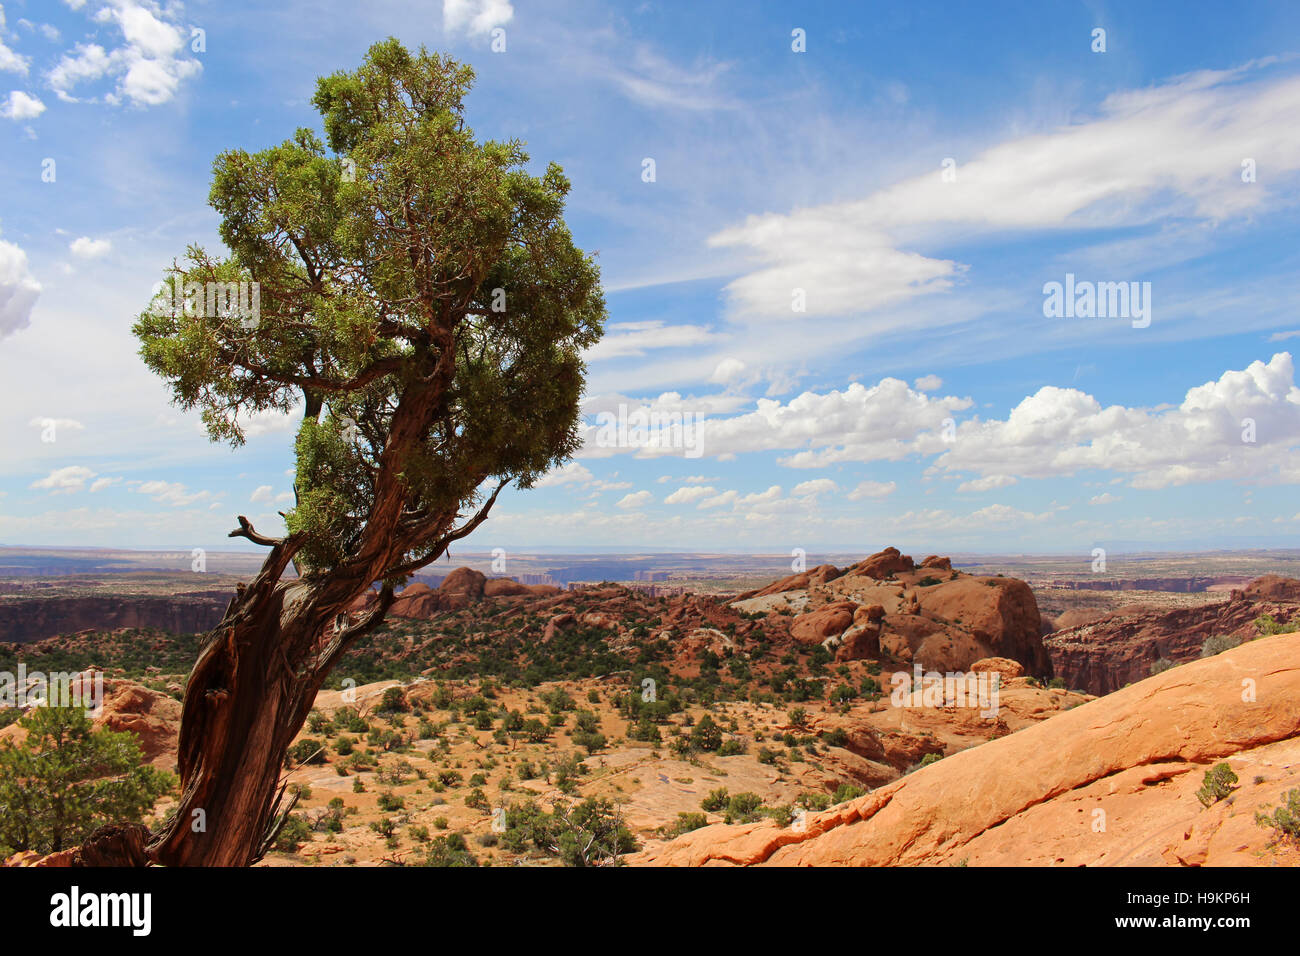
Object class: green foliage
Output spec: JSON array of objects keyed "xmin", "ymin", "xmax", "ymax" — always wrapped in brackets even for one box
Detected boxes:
[
  {"xmin": 1201, "ymin": 634, "xmax": 1241, "ymax": 657},
  {"xmin": 689, "ymin": 713, "xmax": 723, "ymax": 752},
  {"xmin": 1196, "ymin": 762, "xmax": 1238, "ymax": 808},
  {"xmin": 664, "ymin": 812, "xmax": 709, "ymax": 838},
  {"xmin": 274, "ymin": 813, "xmax": 314, "ymax": 852},
  {"xmin": 132, "ymin": 38, "xmax": 605, "ymax": 575},
  {"xmin": 287, "ymin": 738, "xmax": 327, "ymax": 765},
  {"xmin": 1254, "ymin": 788, "xmax": 1300, "ymax": 844},
  {"xmin": 553, "ymin": 798, "xmax": 638, "ymax": 866},
  {"xmin": 797, "ymin": 792, "xmax": 832, "ymax": 812},
  {"xmin": 722, "ymin": 792, "xmax": 765, "ymax": 824},
  {"xmin": 0, "ymin": 706, "xmax": 175, "ymax": 856},
  {"xmin": 552, "ymin": 752, "xmax": 586, "ymax": 795},
  {"xmin": 1255, "ymin": 614, "xmax": 1297, "ymax": 636},
  {"xmin": 376, "ymin": 687, "xmax": 408, "ymax": 714},
  {"xmin": 497, "ymin": 797, "xmax": 636, "ymax": 865},
  {"xmin": 832, "ymin": 783, "xmax": 865, "ymax": 804},
  {"xmin": 701, "ymin": 787, "xmax": 729, "ymax": 812},
  {"xmin": 821, "ymin": 727, "xmax": 849, "ymax": 748},
  {"xmin": 422, "ymin": 831, "xmax": 479, "ymax": 867}
]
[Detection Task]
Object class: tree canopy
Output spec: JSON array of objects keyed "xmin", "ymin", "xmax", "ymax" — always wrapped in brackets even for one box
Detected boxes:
[{"xmin": 133, "ymin": 38, "xmax": 605, "ymax": 577}]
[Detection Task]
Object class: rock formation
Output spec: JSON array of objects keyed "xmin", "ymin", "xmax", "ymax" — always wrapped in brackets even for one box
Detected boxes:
[
  {"xmin": 1045, "ymin": 575, "xmax": 1300, "ymax": 694},
  {"xmin": 632, "ymin": 632, "xmax": 1300, "ymax": 866}
]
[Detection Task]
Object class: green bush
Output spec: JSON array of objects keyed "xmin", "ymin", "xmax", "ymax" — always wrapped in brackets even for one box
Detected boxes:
[
  {"xmin": 1255, "ymin": 614, "xmax": 1298, "ymax": 636},
  {"xmin": 723, "ymin": 792, "xmax": 764, "ymax": 824},
  {"xmin": 1201, "ymin": 634, "xmax": 1241, "ymax": 658},
  {"xmin": 832, "ymin": 782, "xmax": 865, "ymax": 804},
  {"xmin": 273, "ymin": 813, "xmax": 313, "ymax": 852},
  {"xmin": 1255, "ymin": 788, "xmax": 1300, "ymax": 844},
  {"xmin": 1196, "ymin": 762, "xmax": 1238, "ymax": 807},
  {"xmin": 689, "ymin": 714, "xmax": 723, "ymax": 752},
  {"xmin": 287, "ymin": 738, "xmax": 327, "ymax": 765},
  {"xmin": 664, "ymin": 812, "xmax": 709, "ymax": 838},
  {"xmin": 422, "ymin": 832, "xmax": 479, "ymax": 867}
]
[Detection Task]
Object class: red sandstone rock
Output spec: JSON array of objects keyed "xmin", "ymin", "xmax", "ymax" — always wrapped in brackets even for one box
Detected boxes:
[
  {"xmin": 850, "ymin": 548, "xmax": 914, "ymax": 580},
  {"xmin": 633, "ymin": 632, "xmax": 1300, "ymax": 867},
  {"xmin": 1045, "ymin": 575, "xmax": 1300, "ymax": 695},
  {"xmin": 790, "ymin": 600, "xmax": 857, "ymax": 645}
]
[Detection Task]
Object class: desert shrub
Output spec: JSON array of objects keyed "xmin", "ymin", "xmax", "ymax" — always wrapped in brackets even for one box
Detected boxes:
[
  {"xmin": 553, "ymin": 798, "xmax": 638, "ymax": 866},
  {"xmin": 541, "ymin": 688, "xmax": 576, "ymax": 713},
  {"xmin": 376, "ymin": 686, "xmax": 408, "ymax": 714},
  {"xmin": 700, "ymin": 787, "xmax": 729, "ymax": 812},
  {"xmin": 832, "ymin": 783, "xmax": 865, "ymax": 804},
  {"xmin": 1196, "ymin": 762, "xmax": 1238, "ymax": 807},
  {"xmin": 1255, "ymin": 614, "xmax": 1298, "ymax": 636},
  {"xmin": 664, "ymin": 812, "xmax": 709, "ymax": 838},
  {"xmin": 761, "ymin": 804, "xmax": 795, "ymax": 826},
  {"xmin": 422, "ymin": 832, "xmax": 478, "ymax": 867},
  {"xmin": 798, "ymin": 792, "xmax": 832, "ymax": 812},
  {"xmin": 1201, "ymin": 634, "xmax": 1241, "ymax": 658},
  {"xmin": 553, "ymin": 753, "xmax": 586, "ymax": 794},
  {"xmin": 690, "ymin": 714, "xmax": 723, "ymax": 752},
  {"xmin": 723, "ymin": 792, "xmax": 764, "ymax": 824},
  {"xmin": 821, "ymin": 727, "xmax": 849, "ymax": 748},
  {"xmin": 717, "ymin": 739, "xmax": 745, "ymax": 756},
  {"xmin": 287, "ymin": 738, "xmax": 326, "ymax": 765},
  {"xmin": 1149, "ymin": 658, "xmax": 1178, "ymax": 676},
  {"xmin": 1254, "ymin": 788, "xmax": 1300, "ymax": 845},
  {"xmin": 273, "ymin": 813, "xmax": 313, "ymax": 852},
  {"xmin": 628, "ymin": 718, "xmax": 662, "ymax": 743},
  {"xmin": 376, "ymin": 792, "xmax": 405, "ymax": 812}
]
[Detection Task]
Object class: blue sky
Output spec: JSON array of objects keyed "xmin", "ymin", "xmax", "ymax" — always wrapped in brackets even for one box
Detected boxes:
[{"xmin": 2, "ymin": 0, "xmax": 1300, "ymax": 557}]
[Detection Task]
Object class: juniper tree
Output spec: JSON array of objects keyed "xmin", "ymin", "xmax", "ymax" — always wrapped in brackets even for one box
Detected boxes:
[{"xmin": 107, "ymin": 40, "xmax": 604, "ymax": 866}]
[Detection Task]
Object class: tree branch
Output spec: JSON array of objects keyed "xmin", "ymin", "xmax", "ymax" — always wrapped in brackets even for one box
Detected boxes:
[
  {"xmin": 229, "ymin": 515, "xmax": 283, "ymax": 547},
  {"xmin": 317, "ymin": 582, "xmax": 396, "ymax": 673},
  {"xmin": 382, "ymin": 479, "xmax": 509, "ymax": 580}
]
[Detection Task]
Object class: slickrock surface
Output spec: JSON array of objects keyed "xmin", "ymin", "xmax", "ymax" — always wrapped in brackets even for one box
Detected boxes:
[{"xmin": 632, "ymin": 633, "xmax": 1300, "ymax": 866}]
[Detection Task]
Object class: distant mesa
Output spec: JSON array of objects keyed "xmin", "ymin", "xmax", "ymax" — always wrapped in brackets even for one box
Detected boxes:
[{"xmin": 1044, "ymin": 574, "xmax": 1300, "ymax": 695}]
